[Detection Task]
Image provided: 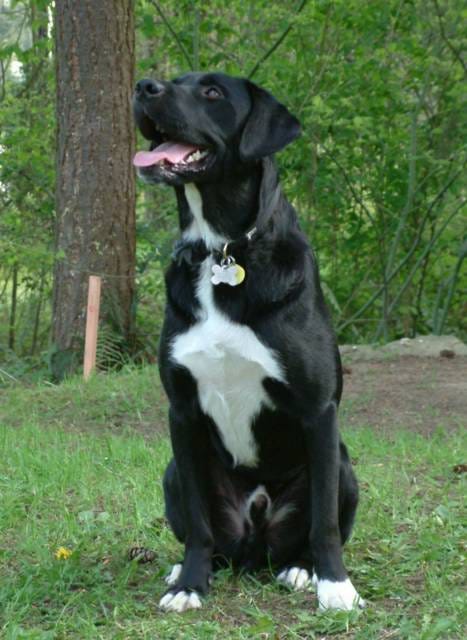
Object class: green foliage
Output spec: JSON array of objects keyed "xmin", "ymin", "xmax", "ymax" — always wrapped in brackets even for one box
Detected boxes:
[
  {"xmin": 135, "ymin": 0, "xmax": 466, "ymax": 344},
  {"xmin": 0, "ymin": 0, "xmax": 54, "ymax": 363},
  {"xmin": 1, "ymin": 0, "xmax": 466, "ymax": 376}
]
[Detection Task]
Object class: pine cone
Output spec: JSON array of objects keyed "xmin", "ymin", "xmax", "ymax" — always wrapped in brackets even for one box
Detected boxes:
[{"xmin": 128, "ymin": 546, "xmax": 157, "ymax": 563}]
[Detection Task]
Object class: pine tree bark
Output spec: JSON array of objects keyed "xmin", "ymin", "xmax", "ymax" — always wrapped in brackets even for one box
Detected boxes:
[{"xmin": 52, "ymin": 0, "xmax": 135, "ymax": 380}]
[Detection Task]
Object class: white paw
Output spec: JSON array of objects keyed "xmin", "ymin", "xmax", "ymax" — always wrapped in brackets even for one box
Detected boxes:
[
  {"xmin": 317, "ymin": 578, "xmax": 365, "ymax": 611},
  {"xmin": 277, "ymin": 567, "xmax": 312, "ymax": 591},
  {"xmin": 159, "ymin": 590, "xmax": 202, "ymax": 613},
  {"xmin": 165, "ymin": 563, "xmax": 183, "ymax": 586}
]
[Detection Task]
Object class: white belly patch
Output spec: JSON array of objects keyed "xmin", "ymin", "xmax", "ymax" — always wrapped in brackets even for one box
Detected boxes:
[{"xmin": 171, "ymin": 257, "xmax": 284, "ymax": 467}]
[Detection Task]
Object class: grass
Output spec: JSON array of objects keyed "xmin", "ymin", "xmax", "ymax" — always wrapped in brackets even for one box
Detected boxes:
[{"xmin": 0, "ymin": 368, "xmax": 465, "ymax": 639}]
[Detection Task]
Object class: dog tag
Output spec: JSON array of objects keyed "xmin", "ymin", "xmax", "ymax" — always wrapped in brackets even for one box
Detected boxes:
[{"xmin": 211, "ymin": 259, "xmax": 245, "ymax": 286}]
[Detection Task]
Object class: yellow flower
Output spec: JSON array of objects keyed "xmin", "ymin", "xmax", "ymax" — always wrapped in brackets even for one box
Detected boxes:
[{"xmin": 55, "ymin": 546, "xmax": 73, "ymax": 560}]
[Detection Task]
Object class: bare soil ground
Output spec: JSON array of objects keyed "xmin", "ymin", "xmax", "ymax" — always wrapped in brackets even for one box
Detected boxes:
[{"xmin": 340, "ymin": 355, "xmax": 467, "ymax": 434}]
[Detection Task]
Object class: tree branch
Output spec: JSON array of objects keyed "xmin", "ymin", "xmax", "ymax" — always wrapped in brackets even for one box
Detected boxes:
[
  {"xmin": 0, "ymin": 59, "xmax": 5, "ymax": 102},
  {"xmin": 432, "ymin": 0, "xmax": 466, "ymax": 76},
  {"xmin": 192, "ymin": 1, "xmax": 200, "ymax": 70},
  {"xmin": 337, "ymin": 178, "xmax": 465, "ymax": 334},
  {"xmin": 316, "ymin": 138, "xmax": 376, "ymax": 224},
  {"xmin": 149, "ymin": 0, "xmax": 194, "ymax": 70},
  {"xmin": 436, "ymin": 241, "xmax": 467, "ymax": 333},
  {"xmin": 248, "ymin": 0, "xmax": 308, "ymax": 79},
  {"xmin": 386, "ymin": 199, "xmax": 466, "ymax": 319},
  {"xmin": 384, "ymin": 108, "xmax": 418, "ymax": 279}
]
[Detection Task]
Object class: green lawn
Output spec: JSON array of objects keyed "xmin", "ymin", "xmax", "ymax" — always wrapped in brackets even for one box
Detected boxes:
[{"xmin": 0, "ymin": 368, "xmax": 465, "ymax": 639}]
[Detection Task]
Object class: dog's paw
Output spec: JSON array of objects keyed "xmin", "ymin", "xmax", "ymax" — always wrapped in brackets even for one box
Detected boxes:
[
  {"xmin": 277, "ymin": 567, "xmax": 312, "ymax": 591},
  {"xmin": 159, "ymin": 589, "xmax": 202, "ymax": 613},
  {"xmin": 165, "ymin": 563, "xmax": 183, "ymax": 586},
  {"xmin": 317, "ymin": 578, "xmax": 365, "ymax": 611}
]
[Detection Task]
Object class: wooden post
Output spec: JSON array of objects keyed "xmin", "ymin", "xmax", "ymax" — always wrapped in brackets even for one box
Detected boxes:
[{"xmin": 83, "ymin": 275, "xmax": 101, "ymax": 380}]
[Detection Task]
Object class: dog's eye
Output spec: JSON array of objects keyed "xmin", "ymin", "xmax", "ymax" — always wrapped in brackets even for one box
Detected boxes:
[{"xmin": 203, "ymin": 86, "xmax": 222, "ymax": 100}]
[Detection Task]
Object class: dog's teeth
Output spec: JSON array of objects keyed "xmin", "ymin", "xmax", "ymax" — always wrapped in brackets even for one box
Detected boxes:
[{"xmin": 185, "ymin": 150, "xmax": 208, "ymax": 164}]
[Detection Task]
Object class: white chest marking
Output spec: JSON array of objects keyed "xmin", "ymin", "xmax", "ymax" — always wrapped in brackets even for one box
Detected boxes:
[
  {"xmin": 172, "ymin": 186, "xmax": 284, "ymax": 467},
  {"xmin": 183, "ymin": 183, "xmax": 227, "ymax": 249}
]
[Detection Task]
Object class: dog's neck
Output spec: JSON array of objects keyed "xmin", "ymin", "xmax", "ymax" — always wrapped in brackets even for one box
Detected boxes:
[{"xmin": 174, "ymin": 162, "xmax": 266, "ymax": 248}]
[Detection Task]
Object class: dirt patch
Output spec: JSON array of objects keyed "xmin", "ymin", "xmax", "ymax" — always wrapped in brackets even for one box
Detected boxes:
[
  {"xmin": 340, "ymin": 334, "xmax": 467, "ymax": 361},
  {"xmin": 340, "ymin": 355, "xmax": 467, "ymax": 434}
]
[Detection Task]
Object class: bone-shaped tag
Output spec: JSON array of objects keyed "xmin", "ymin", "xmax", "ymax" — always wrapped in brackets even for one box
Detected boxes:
[{"xmin": 211, "ymin": 263, "xmax": 245, "ymax": 286}]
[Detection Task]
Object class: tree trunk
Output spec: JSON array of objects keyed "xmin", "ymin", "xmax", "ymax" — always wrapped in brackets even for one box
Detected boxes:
[
  {"xmin": 8, "ymin": 265, "xmax": 18, "ymax": 351},
  {"xmin": 52, "ymin": 0, "xmax": 136, "ymax": 380}
]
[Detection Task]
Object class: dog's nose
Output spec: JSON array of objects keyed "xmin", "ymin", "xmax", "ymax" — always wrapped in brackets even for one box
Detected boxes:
[{"xmin": 134, "ymin": 78, "xmax": 165, "ymax": 99}]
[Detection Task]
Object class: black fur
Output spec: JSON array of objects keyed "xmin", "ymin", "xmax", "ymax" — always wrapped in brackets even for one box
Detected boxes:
[{"xmin": 134, "ymin": 72, "xmax": 360, "ymax": 605}]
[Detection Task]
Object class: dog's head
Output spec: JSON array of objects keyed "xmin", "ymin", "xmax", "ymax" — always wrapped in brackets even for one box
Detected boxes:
[{"xmin": 133, "ymin": 72, "xmax": 300, "ymax": 186}]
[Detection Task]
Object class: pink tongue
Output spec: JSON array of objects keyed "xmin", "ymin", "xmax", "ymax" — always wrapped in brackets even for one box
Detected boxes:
[{"xmin": 133, "ymin": 141, "xmax": 199, "ymax": 167}]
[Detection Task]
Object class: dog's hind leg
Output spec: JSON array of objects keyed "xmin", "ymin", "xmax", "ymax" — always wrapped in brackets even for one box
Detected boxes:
[
  {"xmin": 270, "ymin": 470, "xmax": 314, "ymax": 591},
  {"xmin": 163, "ymin": 458, "xmax": 186, "ymax": 543},
  {"xmin": 338, "ymin": 442, "xmax": 359, "ymax": 545}
]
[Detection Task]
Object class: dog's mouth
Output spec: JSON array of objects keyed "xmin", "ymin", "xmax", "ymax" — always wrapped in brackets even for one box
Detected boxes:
[
  {"xmin": 134, "ymin": 141, "xmax": 210, "ymax": 171},
  {"xmin": 133, "ymin": 124, "xmax": 212, "ymax": 178}
]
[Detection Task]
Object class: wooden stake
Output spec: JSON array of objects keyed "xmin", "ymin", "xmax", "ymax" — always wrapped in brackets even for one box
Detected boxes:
[{"xmin": 83, "ymin": 275, "xmax": 101, "ymax": 380}]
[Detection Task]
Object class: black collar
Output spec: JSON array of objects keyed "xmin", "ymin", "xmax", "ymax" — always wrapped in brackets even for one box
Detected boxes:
[
  {"xmin": 171, "ymin": 157, "xmax": 282, "ymax": 267},
  {"xmin": 172, "ymin": 227, "xmax": 257, "ymax": 267}
]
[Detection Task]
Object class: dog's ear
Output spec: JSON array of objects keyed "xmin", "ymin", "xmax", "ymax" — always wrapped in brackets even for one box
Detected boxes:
[{"xmin": 239, "ymin": 81, "xmax": 301, "ymax": 161}]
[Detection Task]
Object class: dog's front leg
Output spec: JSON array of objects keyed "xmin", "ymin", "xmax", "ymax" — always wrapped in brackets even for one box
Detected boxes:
[
  {"xmin": 305, "ymin": 402, "xmax": 364, "ymax": 611},
  {"xmin": 159, "ymin": 408, "xmax": 214, "ymax": 613}
]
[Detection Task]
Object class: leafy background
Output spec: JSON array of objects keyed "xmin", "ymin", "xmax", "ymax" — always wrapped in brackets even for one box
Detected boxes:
[{"xmin": 0, "ymin": 0, "xmax": 466, "ymax": 379}]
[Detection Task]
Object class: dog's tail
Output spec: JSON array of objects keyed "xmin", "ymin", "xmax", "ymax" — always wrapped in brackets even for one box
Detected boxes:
[
  {"xmin": 218, "ymin": 483, "xmax": 300, "ymax": 571},
  {"xmin": 237, "ymin": 485, "xmax": 272, "ymax": 570},
  {"xmin": 244, "ymin": 484, "xmax": 272, "ymax": 556},
  {"xmin": 245, "ymin": 485, "xmax": 272, "ymax": 529}
]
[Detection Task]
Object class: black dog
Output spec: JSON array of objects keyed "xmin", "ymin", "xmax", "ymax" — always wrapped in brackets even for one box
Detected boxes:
[{"xmin": 133, "ymin": 72, "xmax": 364, "ymax": 613}]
